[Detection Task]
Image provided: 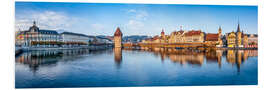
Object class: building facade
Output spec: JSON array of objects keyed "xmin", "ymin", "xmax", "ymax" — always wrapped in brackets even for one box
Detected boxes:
[
  {"xmin": 184, "ymin": 30, "xmax": 205, "ymax": 43},
  {"xmin": 226, "ymin": 23, "xmax": 248, "ymax": 47},
  {"xmin": 16, "ymin": 21, "xmax": 60, "ymax": 47},
  {"xmin": 168, "ymin": 30, "xmax": 186, "ymax": 43},
  {"xmin": 247, "ymin": 34, "xmax": 258, "ymax": 48},
  {"xmin": 60, "ymin": 32, "xmax": 90, "ymax": 47},
  {"xmin": 143, "ymin": 29, "xmax": 204, "ymax": 44},
  {"xmin": 205, "ymin": 26, "xmax": 223, "ymax": 47}
]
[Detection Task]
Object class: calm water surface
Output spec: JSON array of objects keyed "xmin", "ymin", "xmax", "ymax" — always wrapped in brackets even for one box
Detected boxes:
[{"xmin": 15, "ymin": 48, "xmax": 258, "ymax": 88}]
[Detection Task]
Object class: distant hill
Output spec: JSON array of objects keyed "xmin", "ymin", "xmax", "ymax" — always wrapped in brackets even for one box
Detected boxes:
[
  {"xmin": 123, "ymin": 35, "xmax": 151, "ymax": 43},
  {"xmin": 95, "ymin": 35, "xmax": 151, "ymax": 43}
]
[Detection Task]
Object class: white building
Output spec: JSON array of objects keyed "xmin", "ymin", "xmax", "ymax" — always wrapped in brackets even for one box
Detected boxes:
[
  {"xmin": 16, "ymin": 21, "xmax": 60, "ymax": 47},
  {"xmin": 60, "ymin": 32, "xmax": 91, "ymax": 47}
]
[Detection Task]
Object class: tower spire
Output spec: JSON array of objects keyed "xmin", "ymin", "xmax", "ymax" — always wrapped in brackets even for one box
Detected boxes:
[
  {"xmin": 33, "ymin": 21, "xmax": 36, "ymax": 26},
  {"xmin": 237, "ymin": 21, "xmax": 240, "ymax": 32}
]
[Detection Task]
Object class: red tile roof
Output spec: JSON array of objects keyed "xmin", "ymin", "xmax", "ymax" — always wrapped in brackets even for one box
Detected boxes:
[
  {"xmin": 114, "ymin": 27, "xmax": 122, "ymax": 36},
  {"xmin": 185, "ymin": 30, "xmax": 202, "ymax": 36},
  {"xmin": 205, "ymin": 33, "xmax": 219, "ymax": 41}
]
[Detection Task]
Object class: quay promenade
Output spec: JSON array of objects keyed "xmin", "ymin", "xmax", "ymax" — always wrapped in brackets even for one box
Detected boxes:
[{"xmin": 15, "ymin": 44, "xmax": 113, "ymax": 56}]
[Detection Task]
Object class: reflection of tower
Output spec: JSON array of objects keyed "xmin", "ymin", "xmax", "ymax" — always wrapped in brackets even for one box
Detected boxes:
[
  {"xmin": 114, "ymin": 47, "xmax": 122, "ymax": 69},
  {"xmin": 216, "ymin": 50, "xmax": 223, "ymax": 68},
  {"xmin": 236, "ymin": 50, "xmax": 243, "ymax": 73},
  {"xmin": 227, "ymin": 50, "xmax": 236, "ymax": 64},
  {"xmin": 114, "ymin": 27, "xmax": 123, "ymax": 48}
]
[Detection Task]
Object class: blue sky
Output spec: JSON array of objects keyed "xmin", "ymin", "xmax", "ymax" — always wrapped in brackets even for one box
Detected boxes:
[{"xmin": 15, "ymin": 2, "xmax": 258, "ymax": 36}]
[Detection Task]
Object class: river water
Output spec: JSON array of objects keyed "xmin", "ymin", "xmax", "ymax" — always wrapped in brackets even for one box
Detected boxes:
[{"xmin": 15, "ymin": 48, "xmax": 258, "ymax": 88}]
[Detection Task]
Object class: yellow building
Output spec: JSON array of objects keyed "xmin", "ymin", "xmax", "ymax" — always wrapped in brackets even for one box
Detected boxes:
[
  {"xmin": 168, "ymin": 30, "xmax": 186, "ymax": 43},
  {"xmin": 227, "ymin": 32, "xmax": 236, "ymax": 47},
  {"xmin": 227, "ymin": 23, "xmax": 246, "ymax": 47}
]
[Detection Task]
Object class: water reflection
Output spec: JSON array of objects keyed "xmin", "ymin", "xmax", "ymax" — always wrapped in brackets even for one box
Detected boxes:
[
  {"xmin": 15, "ymin": 48, "xmax": 258, "ymax": 87},
  {"xmin": 16, "ymin": 48, "xmax": 257, "ymax": 73},
  {"xmin": 15, "ymin": 49, "xmax": 109, "ymax": 73},
  {"xmin": 123, "ymin": 48, "xmax": 257, "ymax": 71},
  {"xmin": 114, "ymin": 48, "xmax": 122, "ymax": 69}
]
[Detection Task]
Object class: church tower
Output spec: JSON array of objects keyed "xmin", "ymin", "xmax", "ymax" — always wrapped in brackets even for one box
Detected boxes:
[
  {"xmin": 114, "ymin": 27, "xmax": 123, "ymax": 48},
  {"xmin": 236, "ymin": 22, "xmax": 242, "ymax": 47},
  {"xmin": 218, "ymin": 26, "xmax": 223, "ymax": 46},
  {"xmin": 161, "ymin": 29, "xmax": 165, "ymax": 38}
]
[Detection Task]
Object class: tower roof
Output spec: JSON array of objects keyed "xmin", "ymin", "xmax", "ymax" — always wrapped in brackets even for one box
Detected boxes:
[
  {"xmin": 237, "ymin": 22, "xmax": 241, "ymax": 32},
  {"xmin": 114, "ymin": 27, "xmax": 122, "ymax": 36},
  {"xmin": 28, "ymin": 21, "xmax": 39, "ymax": 32},
  {"xmin": 161, "ymin": 29, "xmax": 165, "ymax": 35},
  {"xmin": 218, "ymin": 26, "xmax": 222, "ymax": 31}
]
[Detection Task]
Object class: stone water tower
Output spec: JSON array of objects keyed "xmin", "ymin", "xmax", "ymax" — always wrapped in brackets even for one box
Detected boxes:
[{"xmin": 114, "ymin": 27, "xmax": 123, "ymax": 48}]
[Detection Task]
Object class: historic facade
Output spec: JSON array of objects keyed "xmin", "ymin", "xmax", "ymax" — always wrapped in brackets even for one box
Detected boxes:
[
  {"xmin": 15, "ymin": 21, "xmax": 101, "ymax": 47},
  {"xmin": 205, "ymin": 26, "xmax": 223, "ymax": 47},
  {"xmin": 142, "ymin": 29, "xmax": 204, "ymax": 44},
  {"xmin": 168, "ymin": 30, "xmax": 186, "ymax": 43},
  {"xmin": 246, "ymin": 34, "xmax": 258, "ymax": 47},
  {"xmin": 226, "ymin": 23, "xmax": 248, "ymax": 47},
  {"xmin": 184, "ymin": 30, "xmax": 205, "ymax": 43},
  {"xmin": 60, "ymin": 32, "xmax": 91, "ymax": 47},
  {"xmin": 114, "ymin": 27, "xmax": 123, "ymax": 48},
  {"xmin": 16, "ymin": 21, "xmax": 60, "ymax": 47}
]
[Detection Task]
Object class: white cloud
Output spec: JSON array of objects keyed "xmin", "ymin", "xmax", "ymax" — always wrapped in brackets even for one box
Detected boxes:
[
  {"xmin": 91, "ymin": 23, "xmax": 105, "ymax": 30},
  {"xmin": 135, "ymin": 10, "xmax": 148, "ymax": 21},
  {"xmin": 15, "ymin": 11, "xmax": 78, "ymax": 31},
  {"xmin": 127, "ymin": 9, "xmax": 136, "ymax": 13},
  {"xmin": 127, "ymin": 20, "xmax": 144, "ymax": 30},
  {"xmin": 126, "ymin": 9, "xmax": 149, "ymax": 31}
]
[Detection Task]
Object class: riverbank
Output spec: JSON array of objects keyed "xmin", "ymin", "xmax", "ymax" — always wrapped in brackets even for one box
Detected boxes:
[{"xmin": 15, "ymin": 45, "xmax": 113, "ymax": 56}]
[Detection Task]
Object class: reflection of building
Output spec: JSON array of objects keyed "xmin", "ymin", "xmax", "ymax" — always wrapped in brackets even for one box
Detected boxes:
[
  {"xmin": 226, "ymin": 50, "xmax": 257, "ymax": 72},
  {"xmin": 114, "ymin": 48, "xmax": 122, "ymax": 68},
  {"xmin": 15, "ymin": 49, "xmax": 91, "ymax": 72},
  {"xmin": 169, "ymin": 53, "xmax": 204, "ymax": 65},
  {"xmin": 114, "ymin": 27, "xmax": 123, "ymax": 48}
]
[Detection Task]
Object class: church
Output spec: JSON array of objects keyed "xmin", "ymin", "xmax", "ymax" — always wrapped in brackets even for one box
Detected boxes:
[{"xmin": 226, "ymin": 23, "xmax": 248, "ymax": 47}]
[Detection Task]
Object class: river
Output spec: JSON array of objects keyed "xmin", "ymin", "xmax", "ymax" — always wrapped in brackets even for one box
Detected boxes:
[{"xmin": 15, "ymin": 48, "xmax": 258, "ymax": 88}]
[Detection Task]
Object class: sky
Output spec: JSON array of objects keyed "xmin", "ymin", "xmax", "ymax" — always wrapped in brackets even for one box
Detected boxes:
[{"xmin": 15, "ymin": 2, "xmax": 258, "ymax": 36}]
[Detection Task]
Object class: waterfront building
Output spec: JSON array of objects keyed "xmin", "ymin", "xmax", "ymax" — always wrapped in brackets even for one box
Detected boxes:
[
  {"xmin": 247, "ymin": 34, "xmax": 258, "ymax": 48},
  {"xmin": 184, "ymin": 30, "xmax": 205, "ymax": 43},
  {"xmin": 205, "ymin": 26, "xmax": 223, "ymax": 47},
  {"xmin": 226, "ymin": 23, "xmax": 247, "ymax": 47},
  {"xmin": 160, "ymin": 29, "xmax": 170, "ymax": 43},
  {"xmin": 60, "ymin": 32, "xmax": 90, "ymax": 47},
  {"xmin": 16, "ymin": 21, "xmax": 60, "ymax": 47},
  {"xmin": 114, "ymin": 27, "xmax": 123, "ymax": 48},
  {"xmin": 143, "ymin": 29, "xmax": 204, "ymax": 44},
  {"xmin": 168, "ymin": 30, "xmax": 186, "ymax": 43},
  {"xmin": 226, "ymin": 32, "xmax": 236, "ymax": 47}
]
